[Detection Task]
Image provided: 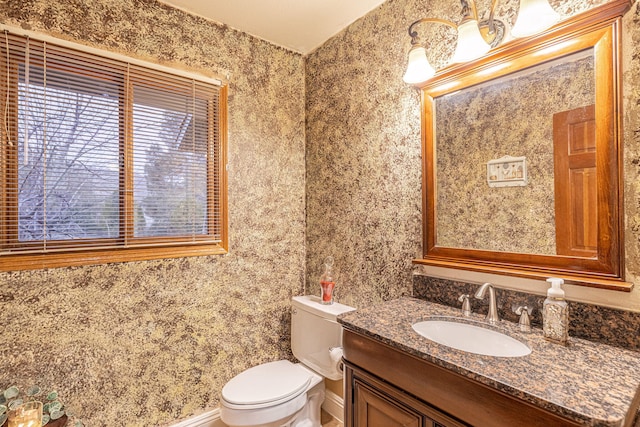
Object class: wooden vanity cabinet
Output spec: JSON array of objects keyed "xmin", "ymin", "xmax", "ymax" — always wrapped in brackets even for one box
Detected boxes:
[
  {"xmin": 346, "ymin": 361, "xmax": 466, "ymax": 427},
  {"xmin": 343, "ymin": 329, "xmax": 583, "ymax": 427}
]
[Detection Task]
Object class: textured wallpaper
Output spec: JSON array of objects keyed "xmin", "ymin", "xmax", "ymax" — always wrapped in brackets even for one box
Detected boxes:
[
  {"xmin": 305, "ymin": 0, "xmax": 640, "ymax": 303},
  {"xmin": 304, "ymin": 0, "xmax": 423, "ymax": 308},
  {"xmin": 0, "ymin": 0, "xmax": 306, "ymax": 425},
  {"xmin": 1, "ymin": 0, "xmax": 640, "ymax": 425},
  {"xmin": 304, "ymin": 0, "xmax": 635, "ymax": 306},
  {"xmin": 623, "ymin": 3, "xmax": 640, "ymax": 291}
]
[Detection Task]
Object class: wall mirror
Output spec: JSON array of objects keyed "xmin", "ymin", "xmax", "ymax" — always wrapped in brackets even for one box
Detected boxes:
[{"xmin": 415, "ymin": 0, "xmax": 631, "ymax": 290}]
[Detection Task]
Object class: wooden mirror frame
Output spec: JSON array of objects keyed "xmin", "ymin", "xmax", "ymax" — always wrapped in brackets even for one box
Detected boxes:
[{"xmin": 414, "ymin": 0, "xmax": 631, "ymax": 291}]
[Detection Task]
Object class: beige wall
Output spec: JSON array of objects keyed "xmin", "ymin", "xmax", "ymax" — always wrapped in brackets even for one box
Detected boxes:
[
  {"xmin": 306, "ymin": 0, "xmax": 640, "ymax": 312},
  {"xmin": 0, "ymin": 1, "xmax": 306, "ymax": 425},
  {"xmin": 1, "ymin": 0, "xmax": 640, "ymax": 425}
]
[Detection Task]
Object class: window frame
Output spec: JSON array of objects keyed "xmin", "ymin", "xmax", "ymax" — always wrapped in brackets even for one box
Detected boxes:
[{"xmin": 0, "ymin": 29, "xmax": 228, "ymax": 271}]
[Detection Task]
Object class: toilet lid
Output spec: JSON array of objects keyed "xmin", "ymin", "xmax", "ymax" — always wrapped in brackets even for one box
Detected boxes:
[{"xmin": 222, "ymin": 360, "xmax": 311, "ymax": 406}]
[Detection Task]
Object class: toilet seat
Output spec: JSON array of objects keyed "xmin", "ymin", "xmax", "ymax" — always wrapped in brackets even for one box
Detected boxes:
[{"xmin": 221, "ymin": 360, "xmax": 311, "ymax": 410}]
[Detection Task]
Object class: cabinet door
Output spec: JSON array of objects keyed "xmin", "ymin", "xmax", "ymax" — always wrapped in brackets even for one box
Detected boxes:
[
  {"xmin": 354, "ymin": 379, "xmax": 422, "ymax": 427},
  {"xmin": 345, "ymin": 362, "xmax": 468, "ymax": 427}
]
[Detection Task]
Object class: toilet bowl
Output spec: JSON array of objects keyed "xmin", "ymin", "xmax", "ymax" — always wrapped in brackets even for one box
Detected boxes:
[{"xmin": 220, "ymin": 295, "xmax": 356, "ymax": 427}]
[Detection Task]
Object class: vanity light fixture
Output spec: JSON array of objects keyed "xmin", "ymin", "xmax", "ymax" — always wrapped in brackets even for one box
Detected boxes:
[{"xmin": 402, "ymin": 0, "xmax": 560, "ymax": 85}]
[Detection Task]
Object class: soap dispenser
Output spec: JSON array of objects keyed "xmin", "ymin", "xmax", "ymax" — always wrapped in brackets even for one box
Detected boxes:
[
  {"xmin": 319, "ymin": 257, "xmax": 336, "ymax": 305},
  {"xmin": 543, "ymin": 278, "xmax": 569, "ymax": 345}
]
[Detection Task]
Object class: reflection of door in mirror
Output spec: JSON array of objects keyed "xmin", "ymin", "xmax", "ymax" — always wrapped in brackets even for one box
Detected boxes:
[{"xmin": 553, "ymin": 105, "xmax": 596, "ymax": 257}]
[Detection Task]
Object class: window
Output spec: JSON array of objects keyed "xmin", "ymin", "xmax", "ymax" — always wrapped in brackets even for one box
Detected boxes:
[{"xmin": 0, "ymin": 31, "xmax": 228, "ymax": 271}]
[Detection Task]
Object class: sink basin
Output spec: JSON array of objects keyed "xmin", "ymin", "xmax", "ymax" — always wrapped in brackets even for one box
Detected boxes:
[{"xmin": 412, "ymin": 319, "xmax": 531, "ymax": 357}]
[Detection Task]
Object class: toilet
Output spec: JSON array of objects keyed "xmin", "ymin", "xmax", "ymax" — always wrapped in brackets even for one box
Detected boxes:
[{"xmin": 220, "ymin": 295, "xmax": 356, "ymax": 427}]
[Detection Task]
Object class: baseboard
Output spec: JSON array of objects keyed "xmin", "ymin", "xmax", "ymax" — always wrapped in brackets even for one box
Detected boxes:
[
  {"xmin": 170, "ymin": 391, "xmax": 344, "ymax": 427},
  {"xmin": 171, "ymin": 408, "xmax": 224, "ymax": 427},
  {"xmin": 321, "ymin": 389, "xmax": 344, "ymax": 424}
]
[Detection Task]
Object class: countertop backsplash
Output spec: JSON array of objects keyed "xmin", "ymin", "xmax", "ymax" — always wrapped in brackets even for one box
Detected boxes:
[{"xmin": 413, "ymin": 274, "xmax": 640, "ymax": 352}]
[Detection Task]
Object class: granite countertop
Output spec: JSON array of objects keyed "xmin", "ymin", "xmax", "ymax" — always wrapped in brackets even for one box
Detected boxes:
[{"xmin": 338, "ymin": 297, "xmax": 640, "ymax": 427}]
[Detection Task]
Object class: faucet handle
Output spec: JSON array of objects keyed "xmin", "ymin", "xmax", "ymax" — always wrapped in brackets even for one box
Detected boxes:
[
  {"xmin": 458, "ymin": 294, "xmax": 471, "ymax": 317},
  {"xmin": 514, "ymin": 305, "xmax": 532, "ymax": 332}
]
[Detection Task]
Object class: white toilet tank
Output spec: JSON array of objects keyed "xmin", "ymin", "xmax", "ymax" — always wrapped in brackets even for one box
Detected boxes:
[{"xmin": 291, "ymin": 295, "xmax": 356, "ymax": 381}]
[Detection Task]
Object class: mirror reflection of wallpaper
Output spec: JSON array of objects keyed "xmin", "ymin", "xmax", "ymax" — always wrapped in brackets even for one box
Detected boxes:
[{"xmin": 435, "ymin": 53, "xmax": 594, "ymax": 254}]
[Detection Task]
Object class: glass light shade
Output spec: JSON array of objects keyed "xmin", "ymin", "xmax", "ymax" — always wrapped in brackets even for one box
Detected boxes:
[
  {"xmin": 451, "ymin": 20, "xmax": 491, "ymax": 64},
  {"xmin": 511, "ymin": 0, "xmax": 560, "ymax": 38},
  {"xmin": 403, "ymin": 46, "xmax": 435, "ymax": 84}
]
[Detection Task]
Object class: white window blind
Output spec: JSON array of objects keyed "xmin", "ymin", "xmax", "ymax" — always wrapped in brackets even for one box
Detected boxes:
[{"xmin": 1, "ymin": 30, "xmax": 227, "ymax": 268}]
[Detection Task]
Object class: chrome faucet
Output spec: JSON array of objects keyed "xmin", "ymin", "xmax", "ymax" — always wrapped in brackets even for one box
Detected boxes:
[{"xmin": 474, "ymin": 283, "xmax": 499, "ymax": 324}]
